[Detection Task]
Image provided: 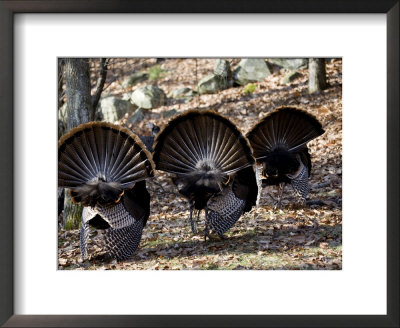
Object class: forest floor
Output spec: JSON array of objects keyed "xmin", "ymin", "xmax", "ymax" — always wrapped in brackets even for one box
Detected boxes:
[{"xmin": 58, "ymin": 58, "xmax": 342, "ymax": 270}]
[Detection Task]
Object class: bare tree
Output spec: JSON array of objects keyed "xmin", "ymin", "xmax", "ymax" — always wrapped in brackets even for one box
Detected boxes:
[
  {"xmin": 91, "ymin": 58, "xmax": 109, "ymax": 118},
  {"xmin": 58, "ymin": 59, "xmax": 67, "ymax": 139},
  {"xmin": 65, "ymin": 58, "xmax": 93, "ymax": 127},
  {"xmin": 308, "ymin": 58, "xmax": 327, "ymax": 94},
  {"xmin": 62, "ymin": 59, "xmax": 92, "ymax": 229},
  {"xmin": 61, "ymin": 58, "xmax": 108, "ymax": 229}
]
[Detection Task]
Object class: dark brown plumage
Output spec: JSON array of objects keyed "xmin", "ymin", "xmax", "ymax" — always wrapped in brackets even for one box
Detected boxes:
[
  {"xmin": 58, "ymin": 122, "xmax": 154, "ymax": 261},
  {"xmin": 153, "ymin": 110, "xmax": 258, "ymax": 239},
  {"xmin": 246, "ymin": 107, "xmax": 325, "ymax": 205}
]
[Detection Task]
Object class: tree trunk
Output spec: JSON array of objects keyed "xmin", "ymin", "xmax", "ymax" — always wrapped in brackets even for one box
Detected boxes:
[
  {"xmin": 65, "ymin": 58, "xmax": 93, "ymax": 127},
  {"xmin": 63, "ymin": 195, "xmax": 83, "ymax": 230},
  {"xmin": 62, "ymin": 58, "xmax": 92, "ymax": 230},
  {"xmin": 58, "ymin": 59, "xmax": 65, "ymax": 110},
  {"xmin": 308, "ymin": 58, "xmax": 327, "ymax": 94},
  {"xmin": 58, "ymin": 59, "xmax": 67, "ymax": 139}
]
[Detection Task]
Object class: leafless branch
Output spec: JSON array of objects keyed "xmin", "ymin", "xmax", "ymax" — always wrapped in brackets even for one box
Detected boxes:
[{"xmin": 91, "ymin": 58, "xmax": 109, "ymax": 119}]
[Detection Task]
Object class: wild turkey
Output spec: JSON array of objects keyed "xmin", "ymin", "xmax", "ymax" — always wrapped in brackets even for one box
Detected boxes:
[
  {"xmin": 152, "ymin": 110, "xmax": 258, "ymax": 239},
  {"xmin": 58, "ymin": 122, "xmax": 154, "ymax": 261},
  {"xmin": 139, "ymin": 123, "xmax": 161, "ymax": 152},
  {"xmin": 246, "ymin": 107, "xmax": 325, "ymax": 206}
]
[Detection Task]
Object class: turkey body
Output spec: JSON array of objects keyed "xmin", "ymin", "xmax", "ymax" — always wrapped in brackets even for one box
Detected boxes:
[
  {"xmin": 58, "ymin": 122, "xmax": 154, "ymax": 261},
  {"xmin": 246, "ymin": 107, "xmax": 324, "ymax": 204},
  {"xmin": 152, "ymin": 110, "xmax": 258, "ymax": 239},
  {"xmin": 206, "ymin": 165, "xmax": 258, "ymax": 237}
]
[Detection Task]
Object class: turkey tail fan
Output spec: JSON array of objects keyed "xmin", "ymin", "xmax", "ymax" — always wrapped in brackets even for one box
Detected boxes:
[
  {"xmin": 153, "ymin": 110, "xmax": 255, "ymax": 182},
  {"xmin": 58, "ymin": 122, "xmax": 155, "ymax": 206},
  {"xmin": 153, "ymin": 110, "xmax": 255, "ymax": 235},
  {"xmin": 246, "ymin": 107, "xmax": 325, "ymax": 160}
]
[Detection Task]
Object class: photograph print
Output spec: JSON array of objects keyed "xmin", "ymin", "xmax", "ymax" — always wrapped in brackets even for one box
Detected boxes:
[{"xmin": 58, "ymin": 58, "xmax": 342, "ymax": 270}]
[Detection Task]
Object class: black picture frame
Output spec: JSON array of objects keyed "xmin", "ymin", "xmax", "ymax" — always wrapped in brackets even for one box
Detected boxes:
[{"xmin": 0, "ymin": 1, "xmax": 398, "ymax": 327}]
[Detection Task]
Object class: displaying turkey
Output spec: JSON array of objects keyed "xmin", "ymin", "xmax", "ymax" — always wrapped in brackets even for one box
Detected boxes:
[
  {"xmin": 58, "ymin": 122, "xmax": 155, "ymax": 261},
  {"xmin": 152, "ymin": 110, "xmax": 258, "ymax": 239},
  {"xmin": 246, "ymin": 107, "xmax": 325, "ymax": 206}
]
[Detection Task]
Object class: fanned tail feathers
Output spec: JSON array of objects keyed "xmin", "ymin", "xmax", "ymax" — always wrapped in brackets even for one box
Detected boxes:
[
  {"xmin": 246, "ymin": 107, "xmax": 325, "ymax": 160},
  {"xmin": 153, "ymin": 110, "xmax": 255, "ymax": 199},
  {"xmin": 58, "ymin": 122, "xmax": 154, "ymax": 206}
]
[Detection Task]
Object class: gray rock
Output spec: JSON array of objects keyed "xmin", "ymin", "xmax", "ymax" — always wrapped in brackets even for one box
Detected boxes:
[
  {"xmin": 281, "ymin": 71, "xmax": 302, "ymax": 84},
  {"xmin": 168, "ymin": 87, "xmax": 194, "ymax": 99},
  {"xmin": 197, "ymin": 74, "xmax": 228, "ymax": 94},
  {"xmin": 127, "ymin": 107, "xmax": 145, "ymax": 124},
  {"xmin": 162, "ymin": 108, "xmax": 179, "ymax": 118},
  {"xmin": 233, "ymin": 59, "xmax": 270, "ymax": 85},
  {"xmin": 268, "ymin": 58, "xmax": 308, "ymax": 70},
  {"xmin": 99, "ymin": 96, "xmax": 136, "ymax": 122},
  {"xmin": 131, "ymin": 85, "xmax": 166, "ymax": 109},
  {"xmin": 122, "ymin": 71, "xmax": 148, "ymax": 88},
  {"xmin": 213, "ymin": 59, "xmax": 231, "ymax": 79},
  {"xmin": 122, "ymin": 93, "xmax": 132, "ymax": 101}
]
